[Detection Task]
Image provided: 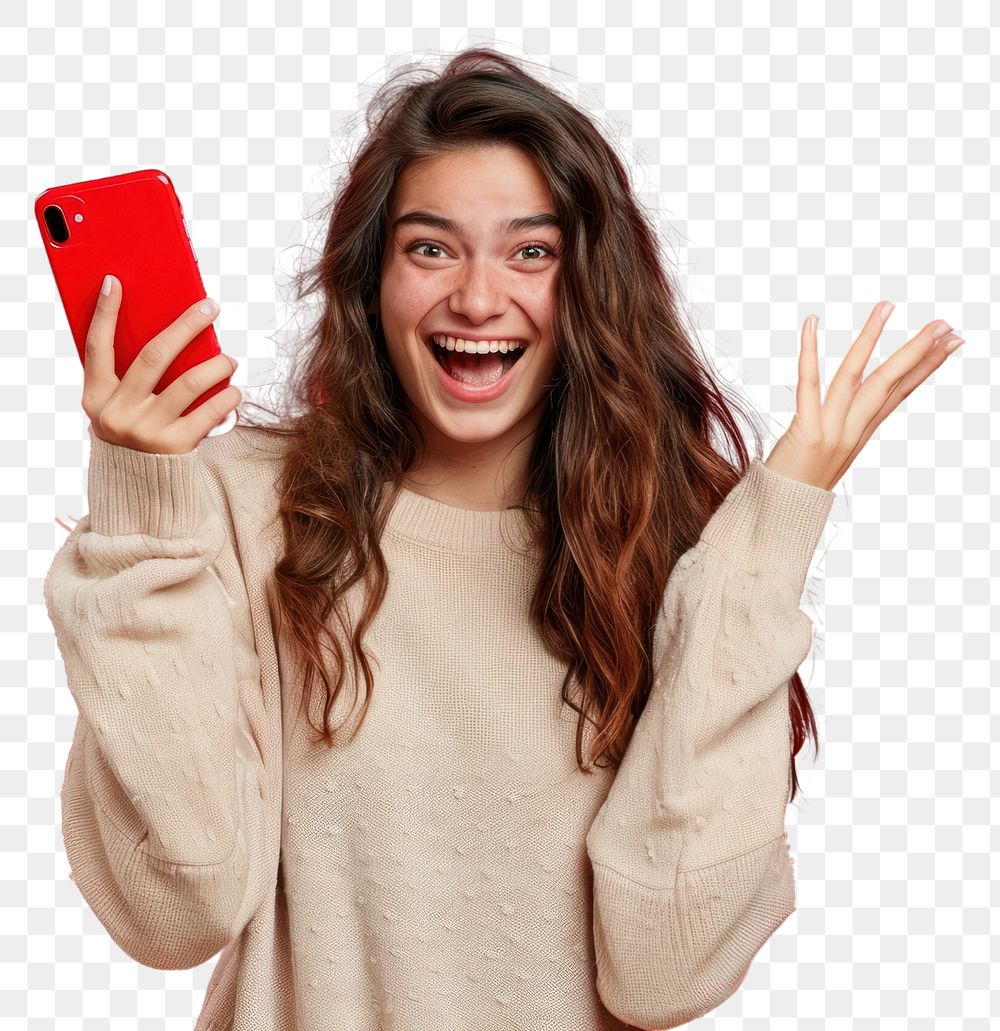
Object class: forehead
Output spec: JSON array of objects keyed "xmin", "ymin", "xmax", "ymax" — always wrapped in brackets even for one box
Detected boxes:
[{"xmin": 388, "ymin": 145, "xmax": 557, "ymax": 225}]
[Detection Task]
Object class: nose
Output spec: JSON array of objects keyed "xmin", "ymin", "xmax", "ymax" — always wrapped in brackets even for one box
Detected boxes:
[{"xmin": 447, "ymin": 256, "xmax": 509, "ymax": 324}]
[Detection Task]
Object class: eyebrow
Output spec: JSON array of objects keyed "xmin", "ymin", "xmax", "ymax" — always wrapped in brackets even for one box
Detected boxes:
[{"xmin": 391, "ymin": 210, "xmax": 562, "ymax": 235}]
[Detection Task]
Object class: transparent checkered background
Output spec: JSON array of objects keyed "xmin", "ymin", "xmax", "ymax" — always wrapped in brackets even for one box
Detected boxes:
[{"xmin": 6, "ymin": 2, "xmax": 996, "ymax": 1029}]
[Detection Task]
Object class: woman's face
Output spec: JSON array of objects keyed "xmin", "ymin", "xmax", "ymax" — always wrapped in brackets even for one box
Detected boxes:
[{"xmin": 377, "ymin": 144, "xmax": 562, "ymax": 458}]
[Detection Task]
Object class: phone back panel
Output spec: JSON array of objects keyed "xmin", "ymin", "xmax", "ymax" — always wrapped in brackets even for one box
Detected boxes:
[{"xmin": 33, "ymin": 168, "xmax": 229, "ymax": 418}]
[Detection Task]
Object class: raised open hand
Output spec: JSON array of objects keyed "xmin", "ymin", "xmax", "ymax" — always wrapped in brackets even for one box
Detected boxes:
[{"xmin": 763, "ymin": 302, "xmax": 964, "ymax": 492}]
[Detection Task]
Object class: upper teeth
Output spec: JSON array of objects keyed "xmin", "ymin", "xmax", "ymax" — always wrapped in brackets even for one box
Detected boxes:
[{"xmin": 432, "ymin": 335, "xmax": 526, "ymax": 354}]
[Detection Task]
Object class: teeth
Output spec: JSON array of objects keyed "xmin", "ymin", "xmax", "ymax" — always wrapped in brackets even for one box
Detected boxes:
[{"xmin": 431, "ymin": 335, "xmax": 526, "ymax": 354}]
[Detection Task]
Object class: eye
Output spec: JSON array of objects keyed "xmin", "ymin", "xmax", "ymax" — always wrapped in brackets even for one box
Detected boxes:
[
  {"xmin": 405, "ymin": 240, "xmax": 560, "ymax": 263},
  {"xmin": 407, "ymin": 241, "xmax": 447, "ymax": 259},
  {"xmin": 514, "ymin": 242, "xmax": 559, "ymax": 262}
]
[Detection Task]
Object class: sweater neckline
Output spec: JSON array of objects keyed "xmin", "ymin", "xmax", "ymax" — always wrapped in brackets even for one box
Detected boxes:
[
  {"xmin": 383, "ymin": 484, "xmax": 539, "ymax": 555},
  {"xmin": 212, "ymin": 425, "xmax": 541, "ymax": 555}
]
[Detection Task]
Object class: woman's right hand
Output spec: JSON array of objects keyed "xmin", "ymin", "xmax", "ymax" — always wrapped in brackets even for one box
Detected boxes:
[{"xmin": 82, "ymin": 274, "xmax": 242, "ymax": 455}]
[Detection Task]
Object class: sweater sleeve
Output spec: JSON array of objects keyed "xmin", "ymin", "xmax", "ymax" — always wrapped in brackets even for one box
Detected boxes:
[
  {"xmin": 43, "ymin": 426, "xmax": 276, "ymax": 971},
  {"xmin": 585, "ymin": 457, "xmax": 835, "ymax": 1029}
]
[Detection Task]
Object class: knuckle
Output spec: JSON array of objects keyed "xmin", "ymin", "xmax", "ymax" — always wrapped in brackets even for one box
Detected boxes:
[
  {"xmin": 83, "ymin": 328, "xmax": 102, "ymax": 356},
  {"xmin": 95, "ymin": 410, "xmax": 122, "ymax": 439},
  {"xmin": 137, "ymin": 345, "xmax": 163, "ymax": 369},
  {"xmin": 208, "ymin": 400, "xmax": 229, "ymax": 422},
  {"xmin": 182, "ymin": 308, "xmax": 207, "ymax": 332},
  {"xmin": 181, "ymin": 364, "xmax": 209, "ymax": 392}
]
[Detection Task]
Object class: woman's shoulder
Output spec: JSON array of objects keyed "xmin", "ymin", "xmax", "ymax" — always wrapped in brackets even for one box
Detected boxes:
[
  {"xmin": 200, "ymin": 420, "xmax": 293, "ymax": 460},
  {"xmin": 196, "ymin": 421, "xmax": 293, "ymax": 517}
]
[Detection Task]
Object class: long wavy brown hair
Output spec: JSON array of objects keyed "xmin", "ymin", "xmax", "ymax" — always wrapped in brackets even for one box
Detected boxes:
[{"xmin": 235, "ymin": 46, "xmax": 820, "ymax": 803}]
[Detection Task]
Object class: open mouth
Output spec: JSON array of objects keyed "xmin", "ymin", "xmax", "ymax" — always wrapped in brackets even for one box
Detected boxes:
[{"xmin": 425, "ymin": 334, "xmax": 528, "ymax": 386}]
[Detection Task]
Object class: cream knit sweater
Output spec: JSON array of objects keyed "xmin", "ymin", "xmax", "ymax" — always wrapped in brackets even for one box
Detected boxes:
[{"xmin": 43, "ymin": 422, "xmax": 834, "ymax": 1030}]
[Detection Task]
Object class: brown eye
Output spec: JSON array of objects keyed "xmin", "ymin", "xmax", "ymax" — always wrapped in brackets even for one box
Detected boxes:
[
  {"xmin": 407, "ymin": 241, "xmax": 446, "ymax": 258},
  {"xmin": 515, "ymin": 243, "xmax": 558, "ymax": 262}
]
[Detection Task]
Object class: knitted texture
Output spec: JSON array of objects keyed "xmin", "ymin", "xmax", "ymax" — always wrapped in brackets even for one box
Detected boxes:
[{"xmin": 44, "ymin": 423, "xmax": 834, "ymax": 1030}]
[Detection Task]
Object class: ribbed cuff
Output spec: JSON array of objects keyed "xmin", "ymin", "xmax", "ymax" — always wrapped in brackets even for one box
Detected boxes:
[
  {"xmin": 590, "ymin": 833, "xmax": 796, "ymax": 1027},
  {"xmin": 700, "ymin": 457, "xmax": 835, "ymax": 595},
  {"xmin": 86, "ymin": 424, "xmax": 203, "ymax": 538}
]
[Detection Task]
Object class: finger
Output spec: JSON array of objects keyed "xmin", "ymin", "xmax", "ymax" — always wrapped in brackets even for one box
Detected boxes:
[
  {"xmin": 154, "ymin": 352, "xmax": 236, "ymax": 423},
  {"xmin": 828, "ymin": 314, "xmax": 952, "ymax": 454},
  {"xmin": 117, "ymin": 297, "xmax": 220, "ymax": 401},
  {"xmin": 173, "ymin": 383, "xmax": 242, "ymax": 448},
  {"xmin": 82, "ymin": 274, "xmax": 122, "ymax": 404},
  {"xmin": 796, "ymin": 315, "xmax": 822, "ymax": 425},
  {"xmin": 829, "ymin": 330, "xmax": 962, "ymax": 484},
  {"xmin": 850, "ymin": 316, "xmax": 952, "ymax": 404},
  {"xmin": 822, "ymin": 300, "xmax": 895, "ymax": 430}
]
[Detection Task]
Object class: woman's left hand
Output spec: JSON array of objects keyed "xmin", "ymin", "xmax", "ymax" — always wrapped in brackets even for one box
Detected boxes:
[{"xmin": 763, "ymin": 302, "xmax": 964, "ymax": 492}]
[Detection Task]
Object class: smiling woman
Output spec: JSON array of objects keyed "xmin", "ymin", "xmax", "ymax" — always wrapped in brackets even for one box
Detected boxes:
[
  {"xmin": 46, "ymin": 45, "xmax": 836, "ymax": 1031},
  {"xmin": 375, "ymin": 143, "xmax": 563, "ymax": 474}
]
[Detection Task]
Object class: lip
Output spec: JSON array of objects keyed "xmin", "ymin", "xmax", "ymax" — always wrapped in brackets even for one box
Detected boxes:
[{"xmin": 425, "ymin": 332, "xmax": 528, "ymax": 404}]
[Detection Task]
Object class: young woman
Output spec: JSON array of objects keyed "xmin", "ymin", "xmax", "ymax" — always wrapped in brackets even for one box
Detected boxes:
[{"xmin": 44, "ymin": 49, "xmax": 962, "ymax": 1031}]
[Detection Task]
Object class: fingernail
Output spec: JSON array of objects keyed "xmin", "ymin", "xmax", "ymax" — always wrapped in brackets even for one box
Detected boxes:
[
  {"xmin": 943, "ymin": 336, "xmax": 964, "ymax": 354},
  {"xmin": 878, "ymin": 301, "xmax": 894, "ymax": 322},
  {"xmin": 932, "ymin": 321, "xmax": 952, "ymax": 339},
  {"xmin": 199, "ymin": 298, "xmax": 218, "ymax": 315},
  {"xmin": 101, "ymin": 274, "xmax": 113, "ymax": 296},
  {"xmin": 808, "ymin": 314, "xmax": 820, "ymax": 331}
]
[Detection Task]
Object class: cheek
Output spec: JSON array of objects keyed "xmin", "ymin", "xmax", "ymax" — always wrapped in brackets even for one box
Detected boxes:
[
  {"xmin": 380, "ymin": 263, "xmax": 427, "ymax": 317},
  {"xmin": 526, "ymin": 281, "xmax": 558, "ymax": 328}
]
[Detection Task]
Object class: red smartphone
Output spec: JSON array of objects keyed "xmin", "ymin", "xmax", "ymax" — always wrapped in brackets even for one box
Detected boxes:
[{"xmin": 33, "ymin": 168, "xmax": 230, "ymax": 418}]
